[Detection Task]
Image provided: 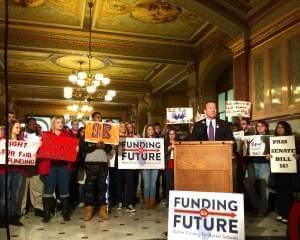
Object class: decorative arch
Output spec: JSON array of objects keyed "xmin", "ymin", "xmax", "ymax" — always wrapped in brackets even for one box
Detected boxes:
[{"xmin": 198, "ymin": 51, "xmax": 233, "ymax": 108}]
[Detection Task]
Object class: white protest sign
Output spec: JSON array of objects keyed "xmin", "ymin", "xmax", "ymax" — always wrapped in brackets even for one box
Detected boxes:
[
  {"xmin": 270, "ymin": 136, "xmax": 297, "ymax": 173},
  {"xmin": 118, "ymin": 138, "xmax": 164, "ymax": 169},
  {"xmin": 233, "ymin": 131, "xmax": 244, "ymax": 153},
  {"xmin": 0, "ymin": 139, "xmax": 41, "ymax": 165},
  {"xmin": 195, "ymin": 112, "xmax": 206, "ymax": 122},
  {"xmin": 167, "ymin": 108, "xmax": 193, "ymax": 124},
  {"xmin": 233, "ymin": 131, "xmax": 244, "ymax": 141},
  {"xmin": 244, "ymin": 135, "xmax": 270, "ymax": 156},
  {"xmin": 226, "ymin": 101, "xmax": 251, "ymax": 118},
  {"xmin": 168, "ymin": 191, "xmax": 245, "ymax": 240}
]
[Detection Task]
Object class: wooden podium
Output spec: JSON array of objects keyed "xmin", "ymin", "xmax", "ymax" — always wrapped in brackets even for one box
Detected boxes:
[{"xmin": 174, "ymin": 141, "xmax": 233, "ymax": 193}]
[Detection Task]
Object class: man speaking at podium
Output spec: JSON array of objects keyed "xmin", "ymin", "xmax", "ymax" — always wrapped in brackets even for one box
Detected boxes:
[{"xmin": 192, "ymin": 101, "xmax": 234, "ymax": 141}]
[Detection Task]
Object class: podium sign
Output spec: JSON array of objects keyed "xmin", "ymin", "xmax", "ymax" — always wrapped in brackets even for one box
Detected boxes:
[
  {"xmin": 168, "ymin": 190, "xmax": 245, "ymax": 240},
  {"xmin": 174, "ymin": 141, "xmax": 233, "ymax": 193}
]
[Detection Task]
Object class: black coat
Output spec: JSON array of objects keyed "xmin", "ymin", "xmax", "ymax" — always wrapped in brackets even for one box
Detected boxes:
[
  {"xmin": 191, "ymin": 118, "xmax": 234, "ymax": 141},
  {"xmin": 273, "ymin": 143, "xmax": 300, "ymax": 190}
]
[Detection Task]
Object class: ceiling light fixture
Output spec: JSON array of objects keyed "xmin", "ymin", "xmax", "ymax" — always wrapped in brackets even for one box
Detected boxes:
[{"xmin": 64, "ymin": 1, "xmax": 116, "ymax": 103}]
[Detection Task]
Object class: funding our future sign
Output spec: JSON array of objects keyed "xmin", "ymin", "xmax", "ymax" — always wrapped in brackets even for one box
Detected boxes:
[
  {"xmin": 37, "ymin": 133, "xmax": 78, "ymax": 162},
  {"xmin": 270, "ymin": 136, "xmax": 297, "ymax": 173},
  {"xmin": 118, "ymin": 138, "xmax": 164, "ymax": 169},
  {"xmin": 225, "ymin": 101, "xmax": 251, "ymax": 118},
  {"xmin": 168, "ymin": 191, "xmax": 245, "ymax": 240},
  {"xmin": 85, "ymin": 121, "xmax": 120, "ymax": 145},
  {"xmin": 0, "ymin": 139, "xmax": 40, "ymax": 165},
  {"xmin": 167, "ymin": 108, "xmax": 193, "ymax": 124}
]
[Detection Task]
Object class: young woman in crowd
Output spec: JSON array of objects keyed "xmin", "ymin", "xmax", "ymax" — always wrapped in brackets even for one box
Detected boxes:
[
  {"xmin": 126, "ymin": 122, "xmax": 141, "ymax": 204},
  {"xmin": 82, "ymin": 112, "xmax": 112, "ymax": 221},
  {"xmin": 116, "ymin": 122, "xmax": 136, "ymax": 212},
  {"xmin": 127, "ymin": 121, "xmax": 140, "ymax": 138},
  {"xmin": 77, "ymin": 127, "xmax": 86, "ymax": 208},
  {"xmin": 154, "ymin": 122, "xmax": 166, "ymax": 204},
  {"xmin": 67, "ymin": 120, "xmax": 80, "ymax": 207},
  {"xmin": 39, "ymin": 116, "xmax": 73, "ymax": 223},
  {"xmin": 243, "ymin": 120, "xmax": 271, "ymax": 216},
  {"xmin": 165, "ymin": 128, "xmax": 177, "ymax": 203},
  {"xmin": 0, "ymin": 120, "xmax": 24, "ymax": 226},
  {"xmin": 273, "ymin": 121, "xmax": 300, "ymax": 223},
  {"xmin": 68, "ymin": 120, "xmax": 79, "ymax": 137},
  {"xmin": 142, "ymin": 124, "xmax": 159, "ymax": 209}
]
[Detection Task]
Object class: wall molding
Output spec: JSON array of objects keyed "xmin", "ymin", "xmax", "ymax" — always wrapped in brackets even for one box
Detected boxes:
[
  {"xmin": 230, "ymin": 7, "xmax": 300, "ymax": 56},
  {"xmin": 250, "ymin": 7, "xmax": 300, "ymax": 49}
]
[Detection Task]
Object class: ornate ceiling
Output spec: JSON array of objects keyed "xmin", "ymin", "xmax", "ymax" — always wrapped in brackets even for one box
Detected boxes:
[{"xmin": 0, "ymin": 0, "xmax": 287, "ymax": 112}]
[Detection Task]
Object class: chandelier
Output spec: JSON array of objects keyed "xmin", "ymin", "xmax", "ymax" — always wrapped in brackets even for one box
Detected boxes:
[
  {"xmin": 63, "ymin": 1, "xmax": 116, "ymax": 102},
  {"xmin": 66, "ymin": 102, "xmax": 93, "ymax": 119}
]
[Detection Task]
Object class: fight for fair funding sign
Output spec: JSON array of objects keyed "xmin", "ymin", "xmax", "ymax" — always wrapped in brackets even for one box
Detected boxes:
[
  {"xmin": 168, "ymin": 191, "xmax": 245, "ymax": 240},
  {"xmin": 270, "ymin": 136, "xmax": 297, "ymax": 173},
  {"xmin": 0, "ymin": 139, "xmax": 41, "ymax": 165}
]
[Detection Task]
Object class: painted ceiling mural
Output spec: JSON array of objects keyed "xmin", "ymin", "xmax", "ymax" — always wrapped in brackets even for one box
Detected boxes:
[
  {"xmin": 7, "ymin": 58, "xmax": 71, "ymax": 74},
  {"xmin": 100, "ymin": 66, "xmax": 151, "ymax": 81},
  {"xmin": 0, "ymin": 0, "xmax": 86, "ymax": 28},
  {"xmin": 93, "ymin": 0, "xmax": 206, "ymax": 40}
]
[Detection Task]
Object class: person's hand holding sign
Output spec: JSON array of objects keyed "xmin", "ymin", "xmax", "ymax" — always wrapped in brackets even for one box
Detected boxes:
[
  {"xmin": 294, "ymin": 154, "xmax": 300, "ymax": 160},
  {"xmin": 96, "ymin": 141, "xmax": 105, "ymax": 149}
]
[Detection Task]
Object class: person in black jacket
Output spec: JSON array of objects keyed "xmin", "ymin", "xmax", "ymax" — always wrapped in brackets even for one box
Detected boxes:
[
  {"xmin": 273, "ymin": 121, "xmax": 300, "ymax": 224},
  {"xmin": 82, "ymin": 112, "xmax": 112, "ymax": 221},
  {"xmin": 192, "ymin": 101, "xmax": 234, "ymax": 141},
  {"xmin": 165, "ymin": 128, "xmax": 178, "ymax": 203}
]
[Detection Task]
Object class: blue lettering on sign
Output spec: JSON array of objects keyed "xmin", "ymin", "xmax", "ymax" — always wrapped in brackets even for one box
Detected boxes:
[{"xmin": 173, "ymin": 197, "xmax": 239, "ymax": 234}]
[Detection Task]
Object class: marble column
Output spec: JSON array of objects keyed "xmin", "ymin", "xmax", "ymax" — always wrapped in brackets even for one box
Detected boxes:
[
  {"xmin": 136, "ymin": 94, "xmax": 149, "ymax": 134},
  {"xmin": 129, "ymin": 104, "xmax": 137, "ymax": 122},
  {"xmin": 230, "ymin": 38, "xmax": 250, "ymax": 101},
  {"xmin": 186, "ymin": 63, "xmax": 199, "ymax": 116},
  {"xmin": 144, "ymin": 93, "xmax": 163, "ymax": 124}
]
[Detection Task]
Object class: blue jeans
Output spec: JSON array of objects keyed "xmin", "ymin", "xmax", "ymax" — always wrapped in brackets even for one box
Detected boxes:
[
  {"xmin": 253, "ymin": 163, "xmax": 270, "ymax": 182},
  {"xmin": 78, "ymin": 184, "xmax": 85, "ymax": 204},
  {"xmin": 41, "ymin": 164, "xmax": 70, "ymax": 199},
  {"xmin": 244, "ymin": 163, "xmax": 270, "ymax": 214},
  {"xmin": 0, "ymin": 172, "xmax": 23, "ymax": 217},
  {"xmin": 116, "ymin": 169, "xmax": 136, "ymax": 205},
  {"xmin": 142, "ymin": 170, "xmax": 159, "ymax": 199}
]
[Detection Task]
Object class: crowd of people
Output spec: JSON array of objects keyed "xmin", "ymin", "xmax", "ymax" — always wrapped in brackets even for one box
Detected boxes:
[{"xmin": 0, "ymin": 101, "xmax": 299, "ymax": 229}]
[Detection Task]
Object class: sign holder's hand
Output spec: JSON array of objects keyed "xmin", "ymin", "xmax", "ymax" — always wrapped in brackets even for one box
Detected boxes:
[{"xmin": 96, "ymin": 141, "xmax": 105, "ymax": 148}]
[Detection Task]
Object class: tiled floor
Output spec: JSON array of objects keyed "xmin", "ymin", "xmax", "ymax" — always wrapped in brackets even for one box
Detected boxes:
[{"xmin": 0, "ymin": 204, "xmax": 287, "ymax": 240}]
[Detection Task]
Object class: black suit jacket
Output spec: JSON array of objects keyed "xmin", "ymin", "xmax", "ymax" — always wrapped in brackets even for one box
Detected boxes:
[{"xmin": 191, "ymin": 118, "xmax": 234, "ymax": 141}]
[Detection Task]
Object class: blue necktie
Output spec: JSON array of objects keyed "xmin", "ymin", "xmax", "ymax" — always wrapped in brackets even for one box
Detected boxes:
[{"xmin": 208, "ymin": 121, "xmax": 214, "ymax": 140}]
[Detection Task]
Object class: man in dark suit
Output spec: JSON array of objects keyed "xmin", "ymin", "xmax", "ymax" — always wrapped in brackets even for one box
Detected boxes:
[{"xmin": 192, "ymin": 101, "xmax": 233, "ymax": 141}]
